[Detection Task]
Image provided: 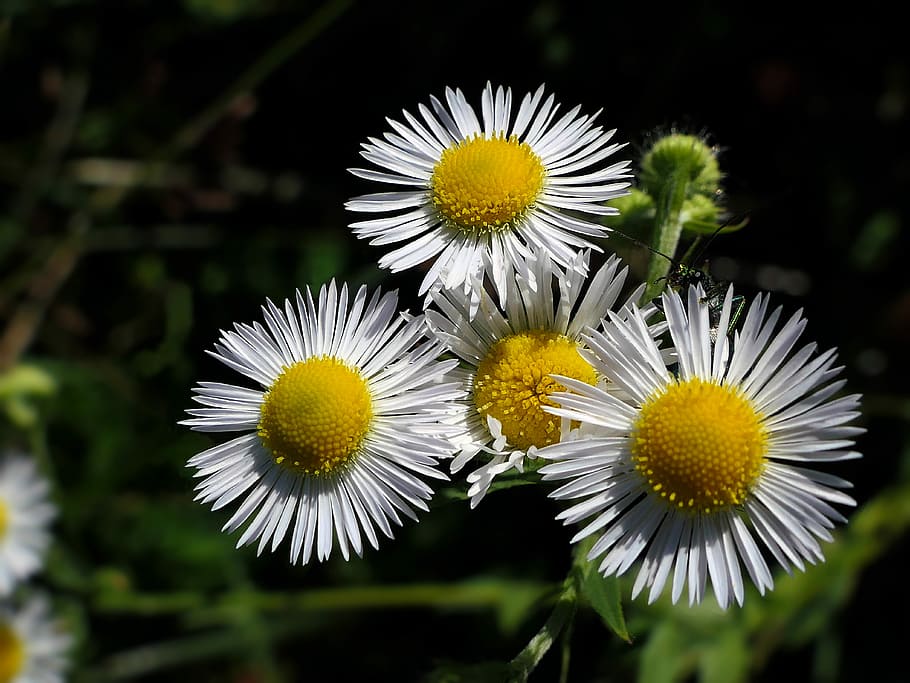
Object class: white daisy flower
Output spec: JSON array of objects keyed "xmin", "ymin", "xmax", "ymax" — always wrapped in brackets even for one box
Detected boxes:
[
  {"xmin": 0, "ymin": 456, "xmax": 55, "ymax": 596},
  {"xmin": 425, "ymin": 250, "xmax": 644, "ymax": 507},
  {"xmin": 346, "ymin": 82, "xmax": 631, "ymax": 314},
  {"xmin": 538, "ymin": 285, "xmax": 863, "ymax": 608},
  {"xmin": 181, "ymin": 281, "xmax": 465, "ymax": 565},
  {"xmin": 0, "ymin": 595, "xmax": 71, "ymax": 683}
]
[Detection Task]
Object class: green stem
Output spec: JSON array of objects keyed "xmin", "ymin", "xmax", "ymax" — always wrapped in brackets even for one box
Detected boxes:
[
  {"xmin": 166, "ymin": 0, "xmax": 352, "ymax": 159},
  {"xmin": 508, "ymin": 577, "xmax": 577, "ymax": 682},
  {"xmin": 641, "ymin": 161, "xmax": 694, "ymax": 304},
  {"xmin": 92, "ymin": 0, "xmax": 353, "ymax": 214},
  {"xmin": 11, "ymin": 72, "xmax": 88, "ymax": 228},
  {"xmin": 49, "ymin": 0, "xmax": 349, "ymax": 219},
  {"xmin": 224, "ymin": 560, "xmax": 283, "ymax": 683},
  {"xmin": 1, "ymin": 0, "xmax": 353, "ymax": 370},
  {"xmin": 558, "ymin": 606, "xmax": 575, "ymax": 683},
  {"xmin": 79, "ymin": 619, "xmax": 304, "ymax": 683},
  {"xmin": 93, "ymin": 580, "xmax": 554, "ymax": 618}
]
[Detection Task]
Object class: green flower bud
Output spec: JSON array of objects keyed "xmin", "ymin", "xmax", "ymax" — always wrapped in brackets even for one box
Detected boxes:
[
  {"xmin": 639, "ymin": 133, "xmax": 721, "ymax": 200},
  {"xmin": 0, "ymin": 364, "xmax": 56, "ymax": 400},
  {"xmin": 680, "ymin": 193, "xmax": 721, "ymax": 234},
  {"xmin": 0, "ymin": 364, "xmax": 57, "ymax": 429},
  {"xmin": 604, "ymin": 188, "xmax": 655, "ymax": 234}
]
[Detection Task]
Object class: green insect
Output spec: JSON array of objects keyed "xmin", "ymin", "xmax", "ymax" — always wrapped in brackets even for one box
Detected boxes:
[
  {"xmin": 663, "ymin": 260, "xmax": 746, "ymax": 343},
  {"xmin": 634, "ymin": 215, "xmax": 749, "ymax": 343},
  {"xmin": 609, "ymin": 214, "xmax": 750, "ymax": 342}
]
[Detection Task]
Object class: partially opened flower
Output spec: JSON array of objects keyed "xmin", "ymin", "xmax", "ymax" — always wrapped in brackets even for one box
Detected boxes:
[
  {"xmin": 425, "ymin": 250, "xmax": 643, "ymax": 507},
  {"xmin": 0, "ymin": 456, "xmax": 55, "ymax": 596},
  {"xmin": 538, "ymin": 285, "xmax": 863, "ymax": 608},
  {"xmin": 0, "ymin": 595, "xmax": 71, "ymax": 683},
  {"xmin": 346, "ymin": 82, "xmax": 630, "ymax": 314},
  {"xmin": 182, "ymin": 282, "xmax": 465, "ymax": 564}
]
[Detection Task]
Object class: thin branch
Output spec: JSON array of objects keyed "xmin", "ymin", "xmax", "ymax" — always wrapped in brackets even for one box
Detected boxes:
[{"xmin": 0, "ymin": 0, "xmax": 353, "ymax": 368}]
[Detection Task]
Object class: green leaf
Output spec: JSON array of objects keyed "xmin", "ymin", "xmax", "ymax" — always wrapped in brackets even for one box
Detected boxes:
[
  {"xmin": 435, "ymin": 470, "xmax": 538, "ymax": 503},
  {"xmin": 849, "ymin": 209, "xmax": 900, "ymax": 270},
  {"xmin": 422, "ymin": 660, "xmax": 515, "ymax": 683},
  {"xmin": 579, "ymin": 565, "xmax": 631, "ymax": 643}
]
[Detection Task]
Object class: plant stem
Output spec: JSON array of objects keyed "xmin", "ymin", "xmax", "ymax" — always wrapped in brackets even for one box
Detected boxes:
[
  {"xmin": 508, "ymin": 577, "xmax": 577, "ymax": 682},
  {"xmin": 92, "ymin": 580, "xmax": 554, "ymax": 617},
  {"xmin": 641, "ymin": 161, "xmax": 694, "ymax": 304}
]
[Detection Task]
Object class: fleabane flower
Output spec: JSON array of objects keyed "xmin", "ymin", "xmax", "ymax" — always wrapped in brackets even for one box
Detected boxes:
[
  {"xmin": 0, "ymin": 595, "xmax": 71, "ymax": 683},
  {"xmin": 181, "ymin": 281, "xmax": 465, "ymax": 565},
  {"xmin": 0, "ymin": 456, "xmax": 56, "ymax": 596},
  {"xmin": 346, "ymin": 82, "xmax": 630, "ymax": 315},
  {"xmin": 425, "ymin": 250, "xmax": 644, "ymax": 507},
  {"xmin": 538, "ymin": 285, "xmax": 863, "ymax": 609}
]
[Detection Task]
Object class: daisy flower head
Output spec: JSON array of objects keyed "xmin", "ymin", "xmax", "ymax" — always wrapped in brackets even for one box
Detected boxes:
[
  {"xmin": 0, "ymin": 594, "xmax": 71, "ymax": 683},
  {"xmin": 425, "ymin": 249, "xmax": 645, "ymax": 507},
  {"xmin": 538, "ymin": 284, "xmax": 863, "ymax": 609},
  {"xmin": 0, "ymin": 455, "xmax": 55, "ymax": 596},
  {"xmin": 181, "ymin": 281, "xmax": 465, "ymax": 565},
  {"xmin": 346, "ymin": 82, "xmax": 631, "ymax": 314}
]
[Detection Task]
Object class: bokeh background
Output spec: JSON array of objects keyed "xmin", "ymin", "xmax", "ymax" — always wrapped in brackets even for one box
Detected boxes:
[{"xmin": 1, "ymin": 1, "xmax": 908, "ymax": 681}]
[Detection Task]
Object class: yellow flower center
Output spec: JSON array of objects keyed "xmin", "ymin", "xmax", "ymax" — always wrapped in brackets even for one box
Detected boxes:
[
  {"xmin": 474, "ymin": 330, "xmax": 597, "ymax": 451},
  {"xmin": 431, "ymin": 133, "xmax": 546, "ymax": 234},
  {"xmin": 630, "ymin": 378, "xmax": 768, "ymax": 514},
  {"xmin": 0, "ymin": 622, "xmax": 25, "ymax": 683},
  {"xmin": 258, "ymin": 357, "xmax": 373, "ymax": 476}
]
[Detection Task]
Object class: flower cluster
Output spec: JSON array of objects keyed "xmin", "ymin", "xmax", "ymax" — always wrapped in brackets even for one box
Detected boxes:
[
  {"xmin": 183, "ymin": 82, "xmax": 863, "ymax": 609},
  {"xmin": 0, "ymin": 455, "xmax": 71, "ymax": 682}
]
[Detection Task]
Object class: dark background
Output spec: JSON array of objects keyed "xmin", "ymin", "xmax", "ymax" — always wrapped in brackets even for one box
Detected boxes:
[{"xmin": 1, "ymin": 1, "xmax": 907, "ymax": 681}]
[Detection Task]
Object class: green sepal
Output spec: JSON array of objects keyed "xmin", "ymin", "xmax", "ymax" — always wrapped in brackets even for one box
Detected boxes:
[
  {"xmin": 604, "ymin": 188, "xmax": 655, "ymax": 234},
  {"xmin": 682, "ymin": 193, "xmax": 749, "ymax": 235},
  {"xmin": 679, "ymin": 193, "xmax": 719, "ymax": 234}
]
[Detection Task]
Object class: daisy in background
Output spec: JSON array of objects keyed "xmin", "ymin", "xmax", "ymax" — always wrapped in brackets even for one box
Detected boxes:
[
  {"xmin": 0, "ymin": 456, "xmax": 55, "ymax": 596},
  {"xmin": 538, "ymin": 285, "xmax": 863, "ymax": 609},
  {"xmin": 346, "ymin": 82, "xmax": 630, "ymax": 315},
  {"xmin": 182, "ymin": 281, "xmax": 466, "ymax": 565},
  {"xmin": 0, "ymin": 594, "xmax": 71, "ymax": 683},
  {"xmin": 425, "ymin": 249, "xmax": 646, "ymax": 507}
]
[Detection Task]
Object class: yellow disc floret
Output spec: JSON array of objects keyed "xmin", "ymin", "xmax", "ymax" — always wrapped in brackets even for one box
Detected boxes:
[
  {"xmin": 258, "ymin": 357, "xmax": 373, "ymax": 476},
  {"xmin": 0, "ymin": 621, "xmax": 25, "ymax": 683},
  {"xmin": 431, "ymin": 133, "xmax": 546, "ymax": 234},
  {"xmin": 474, "ymin": 330, "xmax": 597, "ymax": 451},
  {"xmin": 630, "ymin": 378, "xmax": 767, "ymax": 514}
]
